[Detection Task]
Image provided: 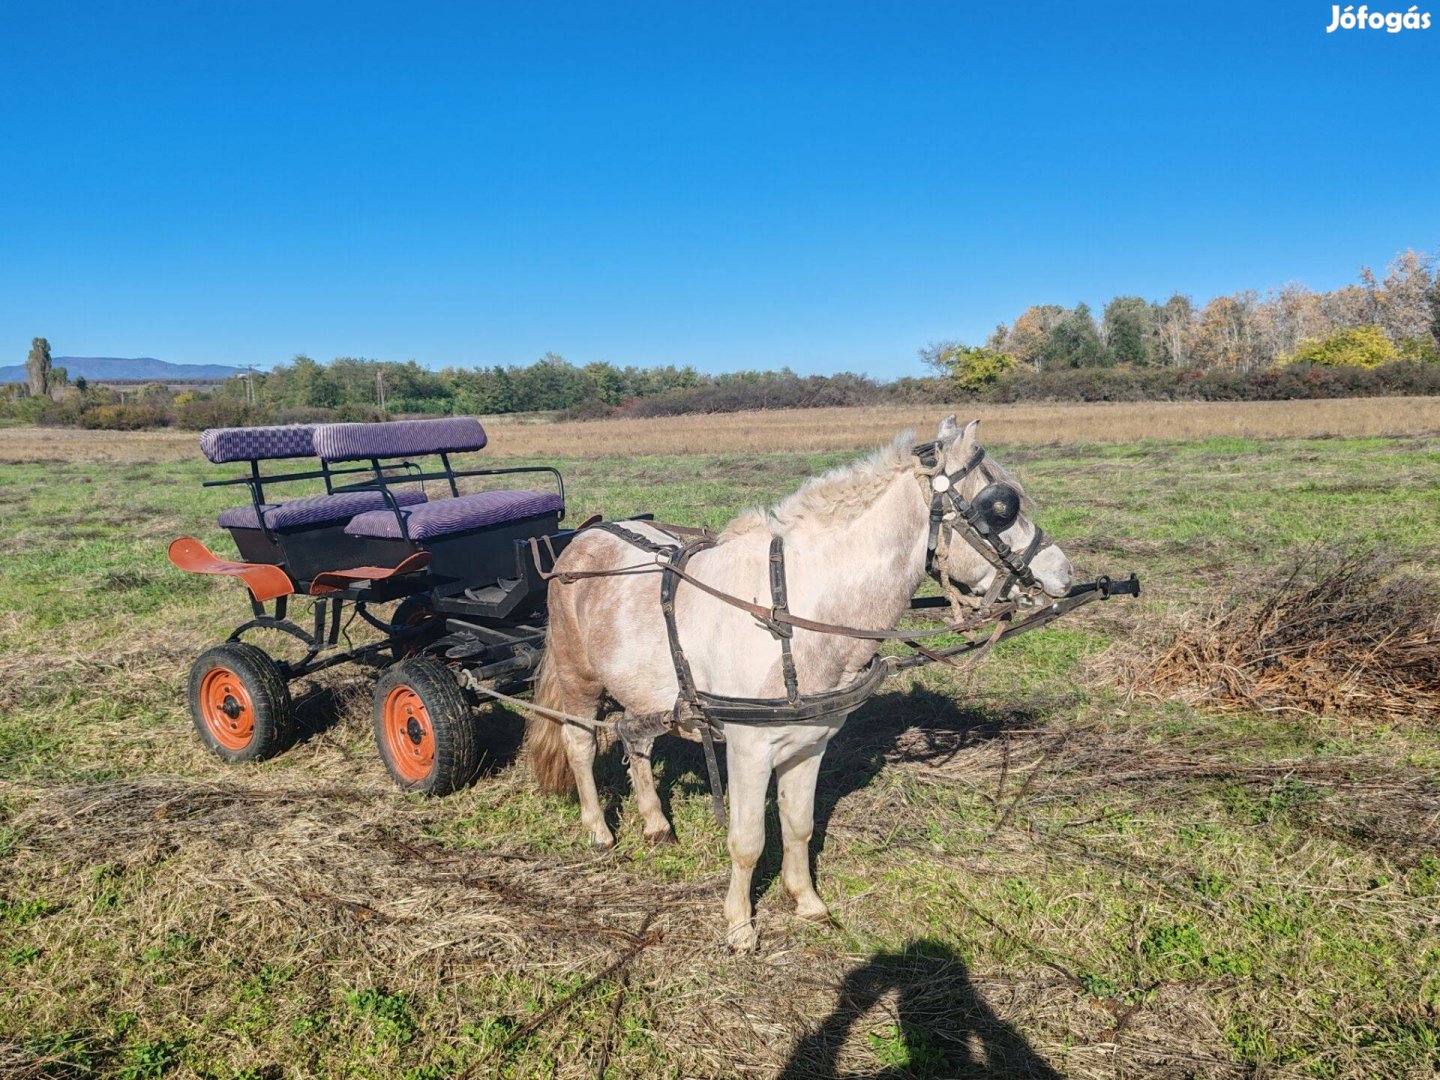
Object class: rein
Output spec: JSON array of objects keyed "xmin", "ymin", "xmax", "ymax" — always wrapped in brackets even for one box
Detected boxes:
[{"xmin": 519, "ymin": 490, "xmax": 1139, "ymax": 825}]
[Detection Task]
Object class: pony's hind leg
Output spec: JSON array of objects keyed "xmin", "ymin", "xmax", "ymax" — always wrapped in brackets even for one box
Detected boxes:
[
  {"xmin": 529, "ymin": 590, "xmax": 613, "ymax": 849},
  {"xmin": 776, "ymin": 741, "xmax": 830, "ymax": 921},
  {"xmin": 561, "ymin": 720, "xmax": 614, "ymax": 849}
]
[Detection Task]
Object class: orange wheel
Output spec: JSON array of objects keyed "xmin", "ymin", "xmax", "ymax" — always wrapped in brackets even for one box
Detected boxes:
[
  {"xmin": 382, "ymin": 685, "xmax": 436, "ymax": 781},
  {"xmin": 199, "ymin": 666, "xmax": 255, "ymax": 750},
  {"xmin": 187, "ymin": 642, "xmax": 294, "ymax": 763},
  {"xmin": 372, "ymin": 658, "xmax": 478, "ymax": 795}
]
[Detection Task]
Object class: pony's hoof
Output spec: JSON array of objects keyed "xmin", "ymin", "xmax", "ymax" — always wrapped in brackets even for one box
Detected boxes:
[
  {"xmin": 590, "ymin": 836, "xmax": 616, "ymax": 852},
  {"xmin": 645, "ymin": 827, "xmax": 676, "ymax": 846},
  {"xmin": 726, "ymin": 922, "xmax": 758, "ymax": 953},
  {"xmin": 796, "ymin": 899, "xmax": 831, "ymax": 922}
]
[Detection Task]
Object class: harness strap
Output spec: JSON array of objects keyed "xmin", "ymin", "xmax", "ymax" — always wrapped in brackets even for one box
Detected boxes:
[
  {"xmin": 531, "ymin": 523, "xmax": 994, "ymax": 641},
  {"xmin": 700, "ymin": 723, "xmax": 727, "ymax": 827},
  {"xmin": 769, "ymin": 536, "xmax": 802, "ymax": 706}
]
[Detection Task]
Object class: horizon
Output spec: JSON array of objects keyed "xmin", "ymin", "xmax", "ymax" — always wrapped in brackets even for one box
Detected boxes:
[{"xmin": 4, "ymin": 1, "xmax": 1437, "ymax": 378}]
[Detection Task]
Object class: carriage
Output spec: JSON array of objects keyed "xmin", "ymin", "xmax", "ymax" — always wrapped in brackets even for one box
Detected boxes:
[
  {"xmin": 169, "ymin": 416, "xmax": 588, "ymax": 794},
  {"xmin": 170, "ymin": 415, "xmax": 1139, "ymax": 801}
]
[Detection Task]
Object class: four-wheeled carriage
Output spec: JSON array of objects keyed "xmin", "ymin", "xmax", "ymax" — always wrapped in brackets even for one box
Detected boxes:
[{"xmin": 169, "ymin": 416, "xmax": 579, "ymax": 794}]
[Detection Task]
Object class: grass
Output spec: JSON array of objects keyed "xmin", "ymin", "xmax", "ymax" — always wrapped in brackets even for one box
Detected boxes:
[
  {"xmin": 3, "ymin": 394, "xmax": 1440, "ymax": 462},
  {"xmin": 0, "ymin": 421, "xmax": 1438, "ymax": 1077}
]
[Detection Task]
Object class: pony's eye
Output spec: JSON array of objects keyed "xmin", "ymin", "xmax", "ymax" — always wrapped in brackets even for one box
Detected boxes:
[{"xmin": 975, "ymin": 483, "xmax": 1020, "ymax": 531}]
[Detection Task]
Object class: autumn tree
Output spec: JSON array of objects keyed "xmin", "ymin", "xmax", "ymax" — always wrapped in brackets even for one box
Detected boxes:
[
  {"xmin": 989, "ymin": 305, "xmax": 1066, "ymax": 371},
  {"xmin": 1191, "ymin": 292, "xmax": 1266, "ymax": 371},
  {"xmin": 1253, "ymin": 284, "xmax": 1327, "ymax": 361},
  {"xmin": 1363, "ymin": 250, "xmax": 1435, "ymax": 346}
]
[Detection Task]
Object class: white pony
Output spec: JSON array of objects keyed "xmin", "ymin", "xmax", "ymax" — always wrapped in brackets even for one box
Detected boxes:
[{"xmin": 524, "ymin": 417, "xmax": 1072, "ymax": 948}]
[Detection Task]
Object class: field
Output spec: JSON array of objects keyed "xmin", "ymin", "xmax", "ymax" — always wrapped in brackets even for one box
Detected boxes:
[
  {"xmin": 1, "ymin": 406, "xmax": 1438, "ymax": 1079},
  {"xmin": 5, "ymin": 395, "xmax": 1440, "ymax": 461}
]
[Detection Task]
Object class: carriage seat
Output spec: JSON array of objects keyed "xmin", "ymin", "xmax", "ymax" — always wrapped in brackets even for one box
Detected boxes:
[
  {"xmin": 344, "ymin": 489, "xmax": 564, "ymax": 541},
  {"xmin": 217, "ymin": 487, "xmax": 428, "ymax": 532},
  {"xmin": 200, "ymin": 423, "xmax": 318, "ymax": 464}
]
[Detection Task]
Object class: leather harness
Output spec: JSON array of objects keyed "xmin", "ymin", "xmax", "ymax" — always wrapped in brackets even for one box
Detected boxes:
[{"xmin": 528, "ymin": 442, "xmax": 1079, "ymax": 826}]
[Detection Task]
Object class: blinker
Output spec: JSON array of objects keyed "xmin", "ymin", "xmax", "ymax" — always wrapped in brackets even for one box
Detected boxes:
[{"xmin": 976, "ymin": 482, "xmax": 1021, "ymax": 531}]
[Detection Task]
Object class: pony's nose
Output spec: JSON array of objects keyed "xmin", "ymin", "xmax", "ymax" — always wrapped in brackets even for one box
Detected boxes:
[{"xmin": 1032, "ymin": 546, "xmax": 1073, "ymax": 598}]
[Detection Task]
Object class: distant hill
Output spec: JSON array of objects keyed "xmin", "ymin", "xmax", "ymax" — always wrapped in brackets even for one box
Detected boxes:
[{"xmin": 0, "ymin": 357, "xmax": 246, "ymax": 382}]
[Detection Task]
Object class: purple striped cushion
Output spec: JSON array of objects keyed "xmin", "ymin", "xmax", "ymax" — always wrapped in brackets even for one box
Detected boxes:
[
  {"xmin": 217, "ymin": 487, "xmax": 427, "ymax": 531},
  {"xmin": 344, "ymin": 490, "xmax": 563, "ymax": 541},
  {"xmin": 217, "ymin": 503, "xmax": 276, "ymax": 529},
  {"xmin": 200, "ymin": 425, "xmax": 317, "ymax": 463},
  {"xmin": 312, "ymin": 417, "xmax": 487, "ymax": 463}
]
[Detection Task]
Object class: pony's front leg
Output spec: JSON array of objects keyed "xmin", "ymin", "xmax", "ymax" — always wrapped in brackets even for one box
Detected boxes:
[
  {"xmin": 776, "ymin": 740, "xmax": 830, "ymax": 921},
  {"xmin": 624, "ymin": 738, "xmax": 675, "ymax": 844},
  {"xmin": 723, "ymin": 732, "xmax": 772, "ymax": 951}
]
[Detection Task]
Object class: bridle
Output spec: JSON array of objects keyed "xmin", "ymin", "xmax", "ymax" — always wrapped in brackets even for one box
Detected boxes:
[{"xmin": 912, "ymin": 440, "xmax": 1054, "ymax": 607}]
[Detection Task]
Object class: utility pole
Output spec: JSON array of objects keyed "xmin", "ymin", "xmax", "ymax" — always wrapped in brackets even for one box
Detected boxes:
[
  {"xmin": 376, "ymin": 369, "xmax": 386, "ymax": 414},
  {"xmin": 246, "ymin": 366, "xmax": 256, "ymax": 405}
]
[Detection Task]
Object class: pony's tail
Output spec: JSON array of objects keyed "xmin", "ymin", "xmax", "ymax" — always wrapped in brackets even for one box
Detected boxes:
[{"xmin": 523, "ymin": 648, "xmax": 576, "ymax": 795}]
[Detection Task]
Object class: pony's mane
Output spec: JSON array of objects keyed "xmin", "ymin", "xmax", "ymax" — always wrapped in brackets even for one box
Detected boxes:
[{"xmin": 721, "ymin": 431, "xmax": 917, "ymax": 538}]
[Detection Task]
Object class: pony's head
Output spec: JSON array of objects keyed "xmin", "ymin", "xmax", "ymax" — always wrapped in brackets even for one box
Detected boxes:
[{"xmin": 928, "ymin": 415, "xmax": 1073, "ymax": 605}]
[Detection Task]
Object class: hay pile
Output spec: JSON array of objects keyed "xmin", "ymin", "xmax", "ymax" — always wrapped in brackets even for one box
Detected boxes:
[{"xmin": 1119, "ymin": 547, "xmax": 1440, "ymax": 724}]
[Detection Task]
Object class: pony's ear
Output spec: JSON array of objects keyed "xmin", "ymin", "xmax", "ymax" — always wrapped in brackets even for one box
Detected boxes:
[
  {"xmin": 937, "ymin": 415, "xmax": 960, "ymax": 442},
  {"xmin": 957, "ymin": 418, "xmax": 980, "ymax": 452}
]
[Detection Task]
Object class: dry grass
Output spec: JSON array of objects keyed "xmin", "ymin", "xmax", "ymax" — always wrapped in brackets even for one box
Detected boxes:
[
  {"xmin": 1113, "ymin": 547, "xmax": 1440, "ymax": 725},
  {"xmin": 3, "ymin": 395, "xmax": 1439, "ymax": 463}
]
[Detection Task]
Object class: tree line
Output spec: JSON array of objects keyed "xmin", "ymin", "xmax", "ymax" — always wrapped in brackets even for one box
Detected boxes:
[
  {"xmin": 926, "ymin": 249, "xmax": 1438, "ymax": 390},
  {"xmin": 6, "ymin": 249, "xmax": 1437, "ymax": 429}
]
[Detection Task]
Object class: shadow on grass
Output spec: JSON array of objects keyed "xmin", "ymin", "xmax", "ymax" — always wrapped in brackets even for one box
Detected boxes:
[
  {"xmin": 752, "ymin": 686, "xmax": 1048, "ymax": 901},
  {"xmin": 562, "ymin": 684, "xmax": 1053, "ymax": 855},
  {"xmin": 780, "ymin": 939, "xmax": 1061, "ymax": 1079}
]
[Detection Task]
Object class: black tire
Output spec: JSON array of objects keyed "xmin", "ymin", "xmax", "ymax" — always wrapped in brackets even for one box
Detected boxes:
[
  {"xmin": 188, "ymin": 642, "xmax": 295, "ymax": 763},
  {"xmin": 373, "ymin": 658, "xmax": 478, "ymax": 795},
  {"xmin": 389, "ymin": 594, "xmax": 442, "ymax": 660}
]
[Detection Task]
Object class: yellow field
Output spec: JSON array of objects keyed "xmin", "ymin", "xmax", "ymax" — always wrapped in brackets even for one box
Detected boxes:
[{"xmin": 2, "ymin": 395, "xmax": 1438, "ymax": 463}]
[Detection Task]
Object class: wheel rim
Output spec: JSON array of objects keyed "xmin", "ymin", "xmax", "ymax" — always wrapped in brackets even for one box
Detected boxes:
[
  {"xmin": 199, "ymin": 666, "xmax": 255, "ymax": 750},
  {"xmin": 383, "ymin": 685, "xmax": 435, "ymax": 781}
]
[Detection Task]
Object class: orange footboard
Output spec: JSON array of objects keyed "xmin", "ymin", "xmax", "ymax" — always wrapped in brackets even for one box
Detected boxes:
[
  {"xmin": 308, "ymin": 552, "xmax": 432, "ymax": 595},
  {"xmin": 167, "ymin": 537, "xmax": 295, "ymax": 603}
]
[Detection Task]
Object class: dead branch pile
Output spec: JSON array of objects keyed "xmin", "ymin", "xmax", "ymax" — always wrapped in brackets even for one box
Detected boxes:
[{"xmin": 1116, "ymin": 546, "xmax": 1440, "ymax": 724}]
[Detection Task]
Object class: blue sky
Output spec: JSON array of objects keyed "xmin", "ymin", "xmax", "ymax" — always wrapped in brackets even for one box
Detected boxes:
[{"xmin": 1, "ymin": 0, "xmax": 1435, "ymax": 377}]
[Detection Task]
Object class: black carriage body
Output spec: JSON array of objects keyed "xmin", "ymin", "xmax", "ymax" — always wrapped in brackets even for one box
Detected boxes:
[{"xmin": 189, "ymin": 417, "xmax": 581, "ymax": 690}]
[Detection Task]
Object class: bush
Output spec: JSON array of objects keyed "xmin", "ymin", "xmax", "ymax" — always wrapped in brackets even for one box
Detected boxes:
[
  {"xmin": 1285, "ymin": 326, "xmax": 1397, "ymax": 368},
  {"xmin": 558, "ymin": 397, "xmax": 617, "ymax": 421},
  {"xmin": 985, "ymin": 360, "xmax": 1440, "ymax": 403},
  {"xmin": 77, "ymin": 404, "xmax": 171, "ymax": 430},
  {"xmin": 333, "ymin": 405, "xmax": 388, "ymax": 423},
  {"xmin": 931, "ymin": 345, "xmax": 1017, "ymax": 395},
  {"xmin": 1398, "ymin": 337, "xmax": 1440, "ymax": 363},
  {"xmin": 176, "ymin": 400, "xmax": 265, "ymax": 430}
]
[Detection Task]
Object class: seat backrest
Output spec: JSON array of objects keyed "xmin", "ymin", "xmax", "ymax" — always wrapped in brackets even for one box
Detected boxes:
[
  {"xmin": 312, "ymin": 417, "xmax": 488, "ymax": 462},
  {"xmin": 199, "ymin": 424, "xmax": 318, "ymax": 464}
]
